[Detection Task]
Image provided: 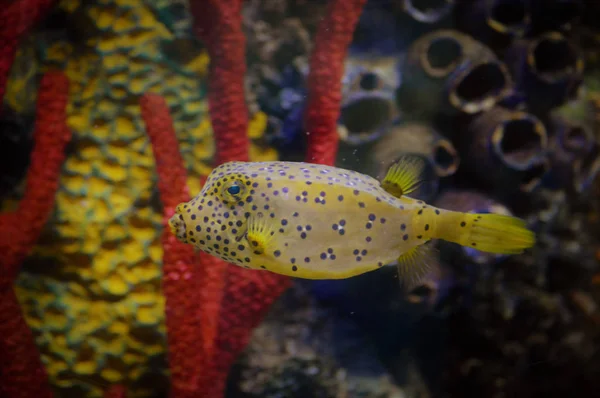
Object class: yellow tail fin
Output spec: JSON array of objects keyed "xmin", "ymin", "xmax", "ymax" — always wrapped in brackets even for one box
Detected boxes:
[{"xmin": 436, "ymin": 212, "xmax": 536, "ymax": 254}]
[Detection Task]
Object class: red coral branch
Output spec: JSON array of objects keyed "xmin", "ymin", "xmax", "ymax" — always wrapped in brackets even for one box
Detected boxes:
[
  {"xmin": 195, "ymin": 240, "xmax": 229, "ymax": 373},
  {"xmin": 0, "ymin": 289, "xmax": 51, "ymax": 398},
  {"xmin": 199, "ymin": 268, "xmax": 291, "ymax": 397},
  {"xmin": 191, "ymin": 0, "xmax": 249, "ymax": 165},
  {"xmin": 0, "ymin": 71, "xmax": 70, "ymax": 398},
  {"xmin": 304, "ymin": 0, "xmax": 367, "ymax": 166},
  {"xmin": 189, "ymin": 3, "xmax": 254, "ymax": 380},
  {"xmin": 141, "ymin": 94, "xmax": 206, "ymax": 396},
  {"xmin": 189, "ymin": 1, "xmax": 293, "ymax": 396},
  {"xmin": 0, "ymin": 0, "xmax": 57, "ymax": 107}
]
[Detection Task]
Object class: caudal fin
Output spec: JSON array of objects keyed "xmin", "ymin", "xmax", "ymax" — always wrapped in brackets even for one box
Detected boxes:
[
  {"xmin": 466, "ymin": 213, "xmax": 535, "ymax": 254},
  {"xmin": 437, "ymin": 212, "xmax": 536, "ymax": 254}
]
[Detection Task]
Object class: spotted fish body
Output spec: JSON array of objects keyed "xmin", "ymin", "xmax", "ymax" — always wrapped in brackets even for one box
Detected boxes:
[{"xmin": 169, "ymin": 161, "xmax": 535, "ymax": 281}]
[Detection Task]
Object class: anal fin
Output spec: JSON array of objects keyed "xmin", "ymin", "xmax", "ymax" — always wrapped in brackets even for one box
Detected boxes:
[
  {"xmin": 246, "ymin": 213, "xmax": 276, "ymax": 255},
  {"xmin": 381, "ymin": 154, "xmax": 426, "ymax": 198},
  {"xmin": 396, "ymin": 241, "xmax": 439, "ymax": 291}
]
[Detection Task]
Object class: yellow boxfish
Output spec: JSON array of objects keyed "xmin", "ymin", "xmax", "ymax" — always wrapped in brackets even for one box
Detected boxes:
[{"xmin": 169, "ymin": 156, "xmax": 535, "ymax": 287}]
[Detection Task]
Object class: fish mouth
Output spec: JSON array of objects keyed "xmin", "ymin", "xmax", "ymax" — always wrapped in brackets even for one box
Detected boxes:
[{"xmin": 168, "ymin": 206, "xmax": 188, "ymax": 243}]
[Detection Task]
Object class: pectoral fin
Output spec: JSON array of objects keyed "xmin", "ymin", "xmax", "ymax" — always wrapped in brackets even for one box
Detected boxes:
[
  {"xmin": 396, "ymin": 241, "xmax": 438, "ymax": 291},
  {"xmin": 246, "ymin": 213, "xmax": 276, "ymax": 255},
  {"xmin": 381, "ymin": 154, "xmax": 426, "ymax": 198}
]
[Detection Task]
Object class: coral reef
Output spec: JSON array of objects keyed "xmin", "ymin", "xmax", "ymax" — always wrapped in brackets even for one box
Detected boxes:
[
  {"xmin": 9, "ymin": 1, "xmax": 214, "ymax": 394},
  {"xmin": 2, "ymin": 0, "xmax": 366, "ymax": 396},
  {"xmin": 2, "ymin": 0, "xmax": 600, "ymax": 397},
  {"xmin": 3, "ymin": 0, "xmax": 278, "ymax": 396}
]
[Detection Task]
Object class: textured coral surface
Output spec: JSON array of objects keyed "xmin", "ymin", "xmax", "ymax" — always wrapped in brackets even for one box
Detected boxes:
[
  {"xmin": 304, "ymin": 0, "xmax": 367, "ymax": 165},
  {"xmin": 0, "ymin": 70, "xmax": 71, "ymax": 398},
  {"xmin": 5, "ymin": 0, "xmax": 275, "ymax": 396}
]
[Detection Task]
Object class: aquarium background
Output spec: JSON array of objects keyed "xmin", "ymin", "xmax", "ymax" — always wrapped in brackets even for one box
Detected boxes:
[{"xmin": 1, "ymin": 0, "xmax": 599, "ymax": 397}]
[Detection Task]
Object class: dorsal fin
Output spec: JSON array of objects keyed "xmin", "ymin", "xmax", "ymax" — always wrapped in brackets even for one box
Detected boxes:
[{"xmin": 381, "ymin": 154, "xmax": 426, "ymax": 198}]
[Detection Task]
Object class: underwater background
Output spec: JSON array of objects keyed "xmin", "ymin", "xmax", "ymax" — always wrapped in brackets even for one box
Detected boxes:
[{"xmin": 1, "ymin": 0, "xmax": 599, "ymax": 397}]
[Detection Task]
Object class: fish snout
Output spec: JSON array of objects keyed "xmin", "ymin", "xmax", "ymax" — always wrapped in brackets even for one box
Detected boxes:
[{"xmin": 168, "ymin": 204, "xmax": 188, "ymax": 243}]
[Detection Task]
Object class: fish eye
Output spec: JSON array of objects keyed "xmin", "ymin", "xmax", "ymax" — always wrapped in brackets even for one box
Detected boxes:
[
  {"xmin": 227, "ymin": 185, "xmax": 241, "ymax": 195},
  {"xmin": 221, "ymin": 179, "xmax": 247, "ymax": 203}
]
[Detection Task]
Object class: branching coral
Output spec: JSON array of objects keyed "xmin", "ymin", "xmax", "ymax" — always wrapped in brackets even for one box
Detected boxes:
[
  {"xmin": 304, "ymin": 0, "xmax": 367, "ymax": 165},
  {"xmin": 0, "ymin": 71, "xmax": 70, "ymax": 398},
  {"xmin": 191, "ymin": 0, "xmax": 250, "ymax": 165},
  {"xmin": 141, "ymin": 93, "xmax": 205, "ymax": 396}
]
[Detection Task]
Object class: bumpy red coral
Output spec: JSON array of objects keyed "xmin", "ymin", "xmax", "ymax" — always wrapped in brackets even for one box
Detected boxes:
[
  {"xmin": 304, "ymin": 0, "xmax": 367, "ymax": 166},
  {"xmin": 0, "ymin": 71, "xmax": 70, "ymax": 398},
  {"xmin": 189, "ymin": 1, "xmax": 293, "ymax": 396},
  {"xmin": 141, "ymin": 94, "xmax": 206, "ymax": 396},
  {"xmin": 199, "ymin": 268, "xmax": 291, "ymax": 397},
  {"xmin": 0, "ymin": 0, "xmax": 57, "ymax": 108},
  {"xmin": 191, "ymin": 0, "xmax": 249, "ymax": 165}
]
